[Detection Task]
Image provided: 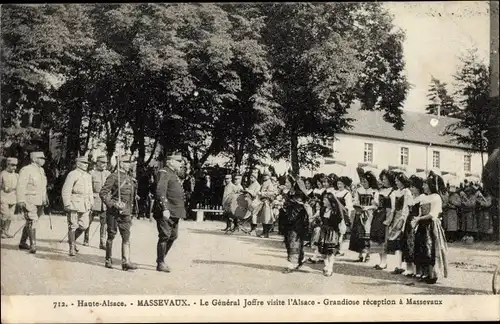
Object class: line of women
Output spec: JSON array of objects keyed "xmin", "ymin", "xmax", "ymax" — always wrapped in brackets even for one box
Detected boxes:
[{"xmin": 278, "ymin": 167, "xmax": 449, "ymax": 284}]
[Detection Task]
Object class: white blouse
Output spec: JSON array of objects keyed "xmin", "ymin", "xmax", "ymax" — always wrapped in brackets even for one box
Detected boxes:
[
  {"xmin": 335, "ymin": 189, "xmax": 354, "ymax": 214},
  {"xmin": 420, "ymin": 193, "xmax": 442, "ymax": 219}
]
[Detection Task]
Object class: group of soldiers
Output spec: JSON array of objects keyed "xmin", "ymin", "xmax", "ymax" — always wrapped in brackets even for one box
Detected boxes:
[{"xmin": 0, "ymin": 151, "xmax": 188, "ymax": 273}]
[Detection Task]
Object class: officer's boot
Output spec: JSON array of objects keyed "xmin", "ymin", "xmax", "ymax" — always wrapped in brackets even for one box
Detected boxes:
[
  {"xmin": 19, "ymin": 226, "xmax": 30, "ymax": 250},
  {"xmin": 99, "ymin": 223, "xmax": 106, "ymax": 250},
  {"xmin": 83, "ymin": 226, "xmax": 90, "ymax": 246},
  {"xmin": 0, "ymin": 220, "xmax": 6, "ymax": 239},
  {"xmin": 249, "ymin": 223, "xmax": 257, "ymax": 236},
  {"xmin": 74, "ymin": 228, "xmax": 83, "ymax": 253},
  {"xmin": 4, "ymin": 220, "xmax": 13, "ymax": 238},
  {"xmin": 121, "ymin": 241, "xmax": 138, "ymax": 271},
  {"xmin": 105, "ymin": 239, "xmax": 113, "ymax": 269},
  {"xmin": 68, "ymin": 230, "xmax": 76, "ymax": 256},
  {"xmin": 156, "ymin": 241, "xmax": 170, "ymax": 272},
  {"xmin": 263, "ymin": 224, "xmax": 270, "ymax": 238},
  {"xmin": 29, "ymin": 227, "xmax": 36, "ymax": 254}
]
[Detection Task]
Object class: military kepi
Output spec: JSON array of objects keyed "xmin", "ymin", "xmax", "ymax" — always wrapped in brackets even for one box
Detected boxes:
[
  {"xmin": 30, "ymin": 151, "xmax": 45, "ymax": 159},
  {"xmin": 76, "ymin": 157, "xmax": 89, "ymax": 163},
  {"xmin": 6, "ymin": 157, "xmax": 18, "ymax": 164},
  {"xmin": 166, "ymin": 151, "xmax": 183, "ymax": 161},
  {"xmin": 96, "ymin": 155, "xmax": 107, "ymax": 163},
  {"xmin": 119, "ymin": 154, "xmax": 135, "ymax": 163}
]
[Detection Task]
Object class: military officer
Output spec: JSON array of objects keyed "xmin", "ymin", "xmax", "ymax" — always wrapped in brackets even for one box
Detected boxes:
[
  {"xmin": 16, "ymin": 151, "xmax": 48, "ymax": 254},
  {"xmin": 100, "ymin": 154, "xmax": 138, "ymax": 271},
  {"xmin": 62, "ymin": 157, "xmax": 94, "ymax": 256},
  {"xmin": 87, "ymin": 155, "xmax": 110, "ymax": 249},
  {"xmin": 1, "ymin": 157, "xmax": 19, "ymax": 239},
  {"xmin": 153, "ymin": 153, "xmax": 186, "ymax": 273}
]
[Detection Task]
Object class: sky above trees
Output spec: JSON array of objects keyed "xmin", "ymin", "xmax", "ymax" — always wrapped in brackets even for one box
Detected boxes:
[{"xmin": 385, "ymin": 1, "xmax": 490, "ymax": 113}]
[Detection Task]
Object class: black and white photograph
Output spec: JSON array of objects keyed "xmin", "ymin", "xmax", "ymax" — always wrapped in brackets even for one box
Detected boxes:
[{"xmin": 1, "ymin": 1, "xmax": 499, "ymax": 323}]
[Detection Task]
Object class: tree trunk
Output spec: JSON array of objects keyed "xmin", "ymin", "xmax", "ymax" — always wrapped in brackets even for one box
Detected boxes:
[
  {"xmin": 66, "ymin": 100, "xmax": 83, "ymax": 168},
  {"xmin": 290, "ymin": 129, "xmax": 300, "ymax": 176}
]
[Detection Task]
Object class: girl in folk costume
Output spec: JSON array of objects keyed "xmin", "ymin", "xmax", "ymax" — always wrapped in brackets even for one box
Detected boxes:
[
  {"xmin": 441, "ymin": 182, "xmax": 461, "ymax": 243},
  {"xmin": 325, "ymin": 173, "xmax": 339, "ymax": 194},
  {"xmin": 475, "ymin": 188, "xmax": 493, "ymax": 241},
  {"xmin": 413, "ymin": 172, "xmax": 449, "ymax": 284},
  {"xmin": 349, "ymin": 168, "xmax": 379, "ymax": 263},
  {"xmin": 244, "ymin": 169, "xmax": 262, "ymax": 236},
  {"xmin": 401, "ymin": 175, "xmax": 426, "ymax": 277},
  {"xmin": 256, "ymin": 169, "xmax": 278, "ymax": 238},
  {"xmin": 317, "ymin": 192, "xmax": 345, "ymax": 276},
  {"xmin": 282, "ymin": 176, "xmax": 311, "ymax": 273},
  {"xmin": 371, "ymin": 170, "xmax": 396, "ymax": 270},
  {"xmin": 387, "ymin": 172, "xmax": 413, "ymax": 274},
  {"xmin": 306, "ymin": 175, "xmax": 326, "ymax": 262},
  {"xmin": 335, "ymin": 176, "xmax": 354, "ymax": 257},
  {"xmin": 460, "ymin": 185, "xmax": 478, "ymax": 240}
]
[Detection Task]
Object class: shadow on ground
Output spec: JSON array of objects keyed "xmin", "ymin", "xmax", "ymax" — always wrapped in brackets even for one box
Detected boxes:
[{"xmin": 0, "ymin": 242, "xmax": 154, "ymax": 271}]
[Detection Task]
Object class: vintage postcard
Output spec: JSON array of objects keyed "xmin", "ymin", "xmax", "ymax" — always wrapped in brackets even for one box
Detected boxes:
[{"xmin": 1, "ymin": 1, "xmax": 499, "ymax": 323}]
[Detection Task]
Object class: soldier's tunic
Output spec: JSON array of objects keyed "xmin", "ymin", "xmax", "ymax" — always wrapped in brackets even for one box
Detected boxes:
[
  {"xmin": 90, "ymin": 169, "xmax": 111, "ymax": 246},
  {"xmin": 256, "ymin": 179, "xmax": 277, "ymax": 225},
  {"xmin": 245, "ymin": 181, "xmax": 261, "ymax": 224},
  {"xmin": 153, "ymin": 166, "xmax": 186, "ymax": 266},
  {"xmin": 222, "ymin": 182, "xmax": 238, "ymax": 213},
  {"xmin": 16, "ymin": 163, "xmax": 48, "ymax": 225},
  {"xmin": 62, "ymin": 168, "xmax": 94, "ymax": 231},
  {"xmin": 100, "ymin": 170, "xmax": 137, "ymax": 265},
  {"xmin": 1, "ymin": 170, "xmax": 18, "ymax": 221}
]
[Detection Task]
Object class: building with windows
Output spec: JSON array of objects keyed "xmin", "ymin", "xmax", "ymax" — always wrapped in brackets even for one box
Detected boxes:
[{"xmin": 304, "ymin": 106, "xmax": 488, "ymax": 184}]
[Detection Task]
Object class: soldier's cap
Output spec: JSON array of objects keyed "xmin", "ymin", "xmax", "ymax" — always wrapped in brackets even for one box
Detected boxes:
[
  {"xmin": 119, "ymin": 154, "xmax": 136, "ymax": 163},
  {"xmin": 76, "ymin": 157, "xmax": 89, "ymax": 164},
  {"xmin": 30, "ymin": 151, "xmax": 45, "ymax": 159},
  {"xmin": 225, "ymin": 174, "xmax": 232, "ymax": 180},
  {"xmin": 6, "ymin": 157, "xmax": 18, "ymax": 164},
  {"xmin": 96, "ymin": 155, "xmax": 107, "ymax": 163},
  {"xmin": 166, "ymin": 152, "xmax": 183, "ymax": 162},
  {"xmin": 234, "ymin": 175, "xmax": 242, "ymax": 179}
]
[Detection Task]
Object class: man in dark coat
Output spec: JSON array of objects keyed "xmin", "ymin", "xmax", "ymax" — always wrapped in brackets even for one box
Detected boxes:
[
  {"xmin": 153, "ymin": 153, "xmax": 186, "ymax": 272},
  {"xmin": 99, "ymin": 154, "xmax": 138, "ymax": 271}
]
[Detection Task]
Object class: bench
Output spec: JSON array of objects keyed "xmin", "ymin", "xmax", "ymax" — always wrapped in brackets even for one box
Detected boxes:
[{"xmin": 192, "ymin": 209, "xmax": 224, "ymax": 222}]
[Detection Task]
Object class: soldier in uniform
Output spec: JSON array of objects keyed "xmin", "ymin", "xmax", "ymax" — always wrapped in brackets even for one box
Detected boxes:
[
  {"xmin": 16, "ymin": 151, "xmax": 48, "ymax": 253},
  {"xmin": 1, "ymin": 157, "xmax": 19, "ymax": 238},
  {"xmin": 100, "ymin": 154, "xmax": 138, "ymax": 271},
  {"xmin": 62, "ymin": 157, "xmax": 94, "ymax": 256},
  {"xmin": 154, "ymin": 153, "xmax": 186, "ymax": 273},
  {"xmin": 87, "ymin": 156, "xmax": 110, "ymax": 249}
]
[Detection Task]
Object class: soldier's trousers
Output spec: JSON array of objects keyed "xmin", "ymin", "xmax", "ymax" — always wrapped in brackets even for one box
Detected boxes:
[
  {"xmin": 84, "ymin": 211, "xmax": 106, "ymax": 246},
  {"xmin": 67, "ymin": 211, "xmax": 90, "ymax": 231},
  {"xmin": 20, "ymin": 205, "xmax": 43, "ymax": 247},
  {"xmin": 106, "ymin": 212, "xmax": 132, "ymax": 264},
  {"xmin": 155, "ymin": 216, "xmax": 179, "ymax": 265}
]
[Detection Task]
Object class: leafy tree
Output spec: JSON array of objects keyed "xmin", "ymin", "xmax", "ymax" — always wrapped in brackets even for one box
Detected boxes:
[
  {"xmin": 259, "ymin": 3, "xmax": 409, "ymax": 175},
  {"xmin": 445, "ymin": 50, "xmax": 497, "ymax": 158},
  {"xmin": 425, "ymin": 76, "xmax": 460, "ymax": 117}
]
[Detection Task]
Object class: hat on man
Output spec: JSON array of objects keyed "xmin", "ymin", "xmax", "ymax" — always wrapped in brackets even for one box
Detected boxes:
[
  {"xmin": 30, "ymin": 151, "xmax": 45, "ymax": 159},
  {"xmin": 119, "ymin": 154, "xmax": 136, "ymax": 163},
  {"xmin": 224, "ymin": 174, "xmax": 233, "ymax": 180},
  {"xmin": 96, "ymin": 155, "xmax": 107, "ymax": 163},
  {"xmin": 165, "ymin": 151, "xmax": 183, "ymax": 162},
  {"xmin": 76, "ymin": 157, "xmax": 89, "ymax": 164},
  {"xmin": 234, "ymin": 175, "xmax": 242, "ymax": 179},
  {"xmin": 6, "ymin": 157, "xmax": 18, "ymax": 164}
]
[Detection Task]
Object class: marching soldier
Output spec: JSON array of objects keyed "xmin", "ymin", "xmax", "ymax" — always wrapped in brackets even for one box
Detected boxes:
[
  {"xmin": 1, "ymin": 157, "xmax": 19, "ymax": 239},
  {"xmin": 62, "ymin": 157, "xmax": 93, "ymax": 256},
  {"xmin": 154, "ymin": 153, "xmax": 186, "ymax": 273},
  {"xmin": 100, "ymin": 154, "xmax": 138, "ymax": 271},
  {"xmin": 16, "ymin": 151, "xmax": 48, "ymax": 254},
  {"xmin": 87, "ymin": 156, "xmax": 111, "ymax": 249}
]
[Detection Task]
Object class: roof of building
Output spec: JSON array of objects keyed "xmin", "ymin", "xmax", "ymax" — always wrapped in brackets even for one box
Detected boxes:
[{"xmin": 342, "ymin": 102, "xmax": 470, "ymax": 150}]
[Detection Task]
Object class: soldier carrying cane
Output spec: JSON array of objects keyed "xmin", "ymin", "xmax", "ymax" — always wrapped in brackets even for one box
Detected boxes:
[
  {"xmin": 100, "ymin": 153, "xmax": 138, "ymax": 271},
  {"xmin": 62, "ymin": 156, "xmax": 94, "ymax": 256}
]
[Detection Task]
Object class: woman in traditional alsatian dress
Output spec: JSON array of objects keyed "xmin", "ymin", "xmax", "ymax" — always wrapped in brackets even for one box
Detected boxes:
[
  {"xmin": 317, "ymin": 192, "xmax": 345, "ymax": 276},
  {"xmin": 372, "ymin": 170, "xmax": 396, "ymax": 270},
  {"xmin": 401, "ymin": 175, "xmax": 425, "ymax": 277},
  {"xmin": 349, "ymin": 168, "xmax": 379, "ymax": 263},
  {"xmin": 413, "ymin": 172, "xmax": 449, "ymax": 284},
  {"xmin": 387, "ymin": 172, "xmax": 413, "ymax": 274}
]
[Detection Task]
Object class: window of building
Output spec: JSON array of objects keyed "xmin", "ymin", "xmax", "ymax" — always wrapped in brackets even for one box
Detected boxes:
[
  {"xmin": 400, "ymin": 147, "xmax": 409, "ymax": 166},
  {"xmin": 432, "ymin": 151, "xmax": 440, "ymax": 169},
  {"xmin": 464, "ymin": 154, "xmax": 471, "ymax": 172},
  {"xmin": 364, "ymin": 143, "xmax": 373, "ymax": 163}
]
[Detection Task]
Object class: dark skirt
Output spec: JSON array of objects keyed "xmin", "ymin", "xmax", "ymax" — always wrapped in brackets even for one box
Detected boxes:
[
  {"xmin": 318, "ymin": 225, "xmax": 340, "ymax": 256},
  {"xmin": 285, "ymin": 230, "xmax": 304, "ymax": 264},
  {"xmin": 370, "ymin": 208, "xmax": 387, "ymax": 244},
  {"xmin": 386, "ymin": 210, "xmax": 405, "ymax": 254},
  {"xmin": 414, "ymin": 219, "xmax": 436, "ymax": 266},
  {"xmin": 401, "ymin": 214, "xmax": 416, "ymax": 263},
  {"xmin": 348, "ymin": 211, "xmax": 370, "ymax": 253}
]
